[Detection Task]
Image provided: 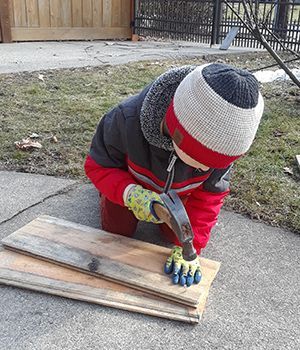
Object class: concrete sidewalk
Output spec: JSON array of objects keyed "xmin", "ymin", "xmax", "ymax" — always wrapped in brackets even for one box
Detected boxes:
[
  {"xmin": 0, "ymin": 172, "xmax": 299, "ymax": 350},
  {"xmin": 0, "ymin": 40, "xmax": 262, "ymax": 74}
]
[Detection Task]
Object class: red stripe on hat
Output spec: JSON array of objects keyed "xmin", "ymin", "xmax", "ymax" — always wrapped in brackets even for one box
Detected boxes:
[{"xmin": 165, "ymin": 100, "xmax": 241, "ymax": 169}]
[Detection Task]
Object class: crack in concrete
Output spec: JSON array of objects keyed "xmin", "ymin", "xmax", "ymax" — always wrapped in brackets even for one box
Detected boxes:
[{"xmin": 0, "ymin": 182, "xmax": 79, "ymax": 226}]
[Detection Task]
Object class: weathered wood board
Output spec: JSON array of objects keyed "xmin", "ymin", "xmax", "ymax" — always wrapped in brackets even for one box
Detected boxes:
[
  {"xmin": 0, "ymin": 249, "xmax": 219, "ymax": 323},
  {"xmin": 2, "ymin": 215, "xmax": 220, "ymax": 308}
]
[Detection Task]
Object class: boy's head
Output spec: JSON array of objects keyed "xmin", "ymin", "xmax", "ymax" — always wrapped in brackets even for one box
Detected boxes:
[{"xmin": 165, "ymin": 63, "xmax": 264, "ymax": 169}]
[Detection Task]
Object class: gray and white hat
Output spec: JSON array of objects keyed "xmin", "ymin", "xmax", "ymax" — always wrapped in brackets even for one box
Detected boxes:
[{"xmin": 165, "ymin": 63, "xmax": 264, "ymax": 168}]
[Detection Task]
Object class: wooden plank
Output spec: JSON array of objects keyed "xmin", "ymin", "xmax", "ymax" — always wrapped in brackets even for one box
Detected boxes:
[
  {"xmin": 26, "ymin": 0, "xmax": 39, "ymax": 27},
  {"xmin": 61, "ymin": 0, "xmax": 72, "ymax": 27},
  {"xmin": 111, "ymin": 0, "xmax": 121, "ymax": 27},
  {"xmin": 12, "ymin": 0, "xmax": 27, "ymax": 27},
  {"xmin": 82, "ymin": 0, "xmax": 93, "ymax": 27},
  {"xmin": 2, "ymin": 215, "xmax": 219, "ymax": 307},
  {"xmin": 0, "ymin": 0, "xmax": 12, "ymax": 42},
  {"xmin": 11, "ymin": 26, "xmax": 132, "ymax": 40},
  {"xmin": 0, "ymin": 249, "xmax": 220, "ymax": 323},
  {"xmin": 71, "ymin": 0, "xmax": 82, "ymax": 27},
  {"xmin": 49, "ymin": 0, "xmax": 61, "ymax": 26},
  {"xmin": 38, "ymin": 0, "xmax": 50, "ymax": 27},
  {"xmin": 120, "ymin": 0, "xmax": 131, "ymax": 27},
  {"xmin": 9, "ymin": 0, "xmax": 15, "ymax": 27},
  {"xmin": 102, "ymin": 0, "xmax": 111, "ymax": 27},
  {"xmin": 92, "ymin": 0, "xmax": 103, "ymax": 27}
]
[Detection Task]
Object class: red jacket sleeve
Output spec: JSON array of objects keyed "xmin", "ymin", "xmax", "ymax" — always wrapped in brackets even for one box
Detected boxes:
[
  {"xmin": 84, "ymin": 155, "xmax": 137, "ymax": 206},
  {"xmin": 184, "ymin": 167, "xmax": 231, "ymax": 254}
]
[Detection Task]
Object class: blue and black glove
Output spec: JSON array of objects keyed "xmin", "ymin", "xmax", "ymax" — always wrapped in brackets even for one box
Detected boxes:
[{"xmin": 164, "ymin": 246, "xmax": 202, "ymax": 287}]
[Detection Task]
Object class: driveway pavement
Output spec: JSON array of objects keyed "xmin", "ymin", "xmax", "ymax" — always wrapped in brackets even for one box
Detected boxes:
[
  {"xmin": 0, "ymin": 40, "xmax": 261, "ymax": 74},
  {"xmin": 0, "ymin": 172, "xmax": 299, "ymax": 350}
]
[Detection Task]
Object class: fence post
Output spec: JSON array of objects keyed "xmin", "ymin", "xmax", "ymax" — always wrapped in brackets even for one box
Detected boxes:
[
  {"xmin": 0, "ymin": 0, "xmax": 12, "ymax": 43},
  {"xmin": 211, "ymin": 0, "xmax": 222, "ymax": 46}
]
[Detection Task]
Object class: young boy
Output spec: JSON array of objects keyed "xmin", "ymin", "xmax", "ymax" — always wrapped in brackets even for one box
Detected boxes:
[{"xmin": 84, "ymin": 63, "xmax": 264, "ymax": 287}]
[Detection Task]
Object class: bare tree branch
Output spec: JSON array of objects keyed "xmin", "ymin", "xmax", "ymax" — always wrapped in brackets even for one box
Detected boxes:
[
  {"xmin": 250, "ymin": 56, "xmax": 300, "ymax": 72},
  {"xmin": 223, "ymin": 0, "xmax": 300, "ymax": 88}
]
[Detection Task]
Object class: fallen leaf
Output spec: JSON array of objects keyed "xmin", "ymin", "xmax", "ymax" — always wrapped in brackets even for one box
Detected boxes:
[
  {"xmin": 29, "ymin": 132, "xmax": 40, "ymax": 139},
  {"xmin": 283, "ymin": 167, "xmax": 293, "ymax": 175},
  {"xmin": 51, "ymin": 135, "xmax": 58, "ymax": 143},
  {"xmin": 273, "ymin": 129, "xmax": 284, "ymax": 137},
  {"xmin": 14, "ymin": 138, "xmax": 42, "ymax": 151}
]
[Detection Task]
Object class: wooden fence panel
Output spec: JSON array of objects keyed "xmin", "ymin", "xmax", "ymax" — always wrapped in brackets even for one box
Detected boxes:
[
  {"xmin": 12, "ymin": 0, "xmax": 27, "ymax": 27},
  {"xmin": 83, "ymin": 0, "xmax": 93, "ymax": 27},
  {"xmin": 8, "ymin": 0, "xmax": 132, "ymax": 41},
  {"xmin": 92, "ymin": 0, "xmax": 103, "ymax": 27},
  {"xmin": 61, "ymin": 0, "xmax": 72, "ymax": 27},
  {"xmin": 71, "ymin": 0, "xmax": 82, "ymax": 27},
  {"xmin": 38, "ymin": 0, "xmax": 50, "ymax": 27},
  {"xmin": 26, "ymin": 0, "xmax": 39, "ymax": 26},
  {"xmin": 0, "ymin": 0, "xmax": 12, "ymax": 42}
]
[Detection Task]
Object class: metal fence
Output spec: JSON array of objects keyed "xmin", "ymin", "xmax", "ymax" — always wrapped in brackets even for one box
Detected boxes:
[
  {"xmin": 133, "ymin": 0, "xmax": 300, "ymax": 51},
  {"xmin": 134, "ymin": 0, "xmax": 215, "ymax": 43},
  {"xmin": 219, "ymin": 1, "xmax": 300, "ymax": 51}
]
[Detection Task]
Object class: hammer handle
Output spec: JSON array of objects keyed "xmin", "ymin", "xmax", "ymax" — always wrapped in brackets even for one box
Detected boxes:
[{"xmin": 153, "ymin": 203, "xmax": 172, "ymax": 228}]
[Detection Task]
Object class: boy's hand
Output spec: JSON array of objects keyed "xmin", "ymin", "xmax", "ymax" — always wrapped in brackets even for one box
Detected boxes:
[
  {"xmin": 164, "ymin": 246, "xmax": 202, "ymax": 287},
  {"xmin": 125, "ymin": 185, "xmax": 164, "ymax": 223}
]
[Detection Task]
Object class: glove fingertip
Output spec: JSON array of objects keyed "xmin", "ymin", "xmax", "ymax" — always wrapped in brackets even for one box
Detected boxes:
[
  {"xmin": 164, "ymin": 262, "xmax": 173, "ymax": 275},
  {"xmin": 179, "ymin": 275, "xmax": 186, "ymax": 286},
  {"xmin": 194, "ymin": 271, "xmax": 202, "ymax": 284},
  {"xmin": 172, "ymin": 274, "xmax": 180, "ymax": 284},
  {"xmin": 186, "ymin": 275, "xmax": 193, "ymax": 287}
]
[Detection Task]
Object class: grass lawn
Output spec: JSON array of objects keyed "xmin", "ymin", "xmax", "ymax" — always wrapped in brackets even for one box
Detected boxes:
[{"xmin": 0, "ymin": 52, "xmax": 299, "ymax": 233}]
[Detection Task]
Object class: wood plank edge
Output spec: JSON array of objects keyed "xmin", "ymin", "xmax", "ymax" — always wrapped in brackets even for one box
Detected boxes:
[
  {"xmin": 2, "ymin": 245, "xmax": 200, "ymax": 308},
  {"xmin": 0, "ymin": 277, "xmax": 199, "ymax": 324}
]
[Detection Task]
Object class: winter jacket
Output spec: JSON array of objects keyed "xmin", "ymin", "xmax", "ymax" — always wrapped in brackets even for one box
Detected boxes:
[{"xmin": 85, "ymin": 66, "xmax": 231, "ymax": 254}]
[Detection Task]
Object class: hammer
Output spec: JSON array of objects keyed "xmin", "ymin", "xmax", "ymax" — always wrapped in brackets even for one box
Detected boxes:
[{"xmin": 153, "ymin": 190, "xmax": 197, "ymax": 261}]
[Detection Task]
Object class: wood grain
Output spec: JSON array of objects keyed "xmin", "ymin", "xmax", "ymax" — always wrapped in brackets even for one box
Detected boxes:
[
  {"xmin": 49, "ymin": 0, "xmax": 61, "ymax": 27},
  {"xmin": 0, "ymin": 249, "xmax": 220, "ymax": 323},
  {"xmin": 71, "ymin": 0, "xmax": 82, "ymax": 27},
  {"xmin": 92, "ymin": 0, "xmax": 103, "ymax": 27},
  {"xmin": 38, "ymin": 0, "xmax": 50, "ymax": 27},
  {"xmin": 61, "ymin": 0, "xmax": 72, "ymax": 27},
  {"xmin": 82, "ymin": 0, "xmax": 93, "ymax": 27},
  {"xmin": 2, "ymin": 215, "xmax": 220, "ymax": 307},
  {"xmin": 102, "ymin": 0, "xmax": 111, "ymax": 27},
  {"xmin": 12, "ymin": 0, "xmax": 27, "ymax": 27},
  {"xmin": 11, "ymin": 27, "xmax": 131, "ymax": 40},
  {"xmin": 0, "ymin": 0, "xmax": 12, "ymax": 42},
  {"xmin": 26, "ymin": 0, "xmax": 39, "ymax": 27}
]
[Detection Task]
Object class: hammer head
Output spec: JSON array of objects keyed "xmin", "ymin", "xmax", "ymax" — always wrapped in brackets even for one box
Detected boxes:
[{"xmin": 159, "ymin": 190, "xmax": 197, "ymax": 261}]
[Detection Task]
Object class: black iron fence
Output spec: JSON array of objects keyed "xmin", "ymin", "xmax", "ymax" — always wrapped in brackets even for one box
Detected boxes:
[
  {"xmin": 134, "ymin": 0, "xmax": 215, "ymax": 43},
  {"xmin": 133, "ymin": 0, "xmax": 300, "ymax": 51}
]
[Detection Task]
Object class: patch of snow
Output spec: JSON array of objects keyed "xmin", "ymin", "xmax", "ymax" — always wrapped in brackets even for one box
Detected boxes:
[{"xmin": 254, "ymin": 68, "xmax": 300, "ymax": 83}]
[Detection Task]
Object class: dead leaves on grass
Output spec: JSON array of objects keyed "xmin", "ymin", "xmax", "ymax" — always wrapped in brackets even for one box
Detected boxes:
[
  {"xmin": 14, "ymin": 138, "xmax": 42, "ymax": 151},
  {"xmin": 14, "ymin": 134, "xmax": 58, "ymax": 151}
]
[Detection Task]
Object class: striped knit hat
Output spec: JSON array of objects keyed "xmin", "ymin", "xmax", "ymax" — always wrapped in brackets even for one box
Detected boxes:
[{"xmin": 165, "ymin": 63, "xmax": 264, "ymax": 169}]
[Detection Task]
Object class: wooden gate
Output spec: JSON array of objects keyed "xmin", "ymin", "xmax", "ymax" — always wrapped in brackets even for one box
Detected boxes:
[{"xmin": 1, "ymin": 0, "xmax": 132, "ymax": 42}]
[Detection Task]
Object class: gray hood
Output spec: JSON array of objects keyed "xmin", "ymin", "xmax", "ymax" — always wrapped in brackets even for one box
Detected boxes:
[{"xmin": 140, "ymin": 65, "xmax": 196, "ymax": 151}]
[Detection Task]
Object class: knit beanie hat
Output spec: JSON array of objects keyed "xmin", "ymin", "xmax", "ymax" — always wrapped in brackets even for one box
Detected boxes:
[{"xmin": 165, "ymin": 63, "xmax": 264, "ymax": 169}]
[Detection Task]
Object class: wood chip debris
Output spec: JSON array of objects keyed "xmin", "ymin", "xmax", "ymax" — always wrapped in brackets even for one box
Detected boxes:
[{"xmin": 14, "ymin": 138, "xmax": 42, "ymax": 151}]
